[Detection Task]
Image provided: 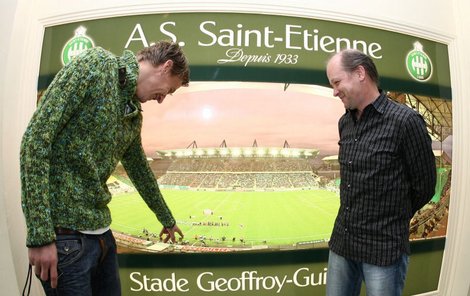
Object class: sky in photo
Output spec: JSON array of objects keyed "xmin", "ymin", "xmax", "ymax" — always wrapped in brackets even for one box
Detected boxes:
[{"xmin": 140, "ymin": 82, "xmax": 345, "ymax": 156}]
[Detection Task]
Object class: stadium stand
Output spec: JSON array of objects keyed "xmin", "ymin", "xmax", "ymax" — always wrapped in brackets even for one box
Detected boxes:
[
  {"xmin": 151, "ymin": 145, "xmax": 322, "ymax": 191},
  {"xmin": 151, "ymin": 146, "xmax": 323, "ymax": 191},
  {"xmin": 409, "ymin": 168, "xmax": 451, "ymax": 239}
]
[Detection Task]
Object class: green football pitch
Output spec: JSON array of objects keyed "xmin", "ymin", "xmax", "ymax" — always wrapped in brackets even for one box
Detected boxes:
[{"xmin": 109, "ymin": 189, "xmax": 339, "ymax": 248}]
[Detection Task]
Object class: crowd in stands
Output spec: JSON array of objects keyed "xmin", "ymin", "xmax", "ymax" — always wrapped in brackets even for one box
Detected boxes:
[
  {"xmin": 158, "ymin": 172, "xmax": 320, "ymax": 190},
  {"xmin": 156, "ymin": 157, "xmax": 321, "ymax": 190},
  {"xmin": 166, "ymin": 158, "xmax": 312, "ymax": 172},
  {"xmin": 409, "ymin": 170, "xmax": 451, "ymax": 239}
]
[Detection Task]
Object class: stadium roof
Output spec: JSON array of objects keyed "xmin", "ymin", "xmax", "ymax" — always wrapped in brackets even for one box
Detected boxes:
[
  {"xmin": 156, "ymin": 146, "xmax": 319, "ymax": 159},
  {"xmin": 322, "ymin": 155, "xmax": 338, "ymax": 162},
  {"xmin": 388, "ymin": 92, "xmax": 452, "ymax": 142}
]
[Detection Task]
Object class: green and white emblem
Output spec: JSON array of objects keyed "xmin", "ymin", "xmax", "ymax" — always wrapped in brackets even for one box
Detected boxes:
[
  {"xmin": 406, "ymin": 41, "xmax": 433, "ymax": 82},
  {"xmin": 61, "ymin": 26, "xmax": 95, "ymax": 65}
]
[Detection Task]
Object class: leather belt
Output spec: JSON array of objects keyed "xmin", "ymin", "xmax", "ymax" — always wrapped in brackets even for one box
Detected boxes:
[{"xmin": 54, "ymin": 227, "xmax": 81, "ymax": 235}]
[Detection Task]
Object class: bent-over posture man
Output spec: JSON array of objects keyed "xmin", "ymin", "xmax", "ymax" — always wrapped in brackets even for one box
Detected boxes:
[{"xmin": 21, "ymin": 40, "xmax": 189, "ymax": 295}]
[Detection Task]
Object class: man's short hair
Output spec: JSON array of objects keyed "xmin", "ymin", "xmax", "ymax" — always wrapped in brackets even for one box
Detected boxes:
[
  {"xmin": 137, "ymin": 40, "xmax": 190, "ymax": 86},
  {"xmin": 340, "ymin": 49, "xmax": 379, "ymax": 85}
]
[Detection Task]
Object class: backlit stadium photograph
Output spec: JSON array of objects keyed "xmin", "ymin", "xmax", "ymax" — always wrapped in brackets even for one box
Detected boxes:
[{"xmin": 107, "ymin": 82, "xmax": 451, "ymax": 253}]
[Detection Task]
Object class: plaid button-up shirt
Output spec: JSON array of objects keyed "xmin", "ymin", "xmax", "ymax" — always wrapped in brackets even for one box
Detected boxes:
[{"xmin": 329, "ymin": 91, "xmax": 436, "ymax": 266}]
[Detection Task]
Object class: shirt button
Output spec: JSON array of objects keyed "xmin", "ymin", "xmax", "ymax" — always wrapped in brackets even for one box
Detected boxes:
[
  {"xmin": 346, "ymin": 207, "xmax": 350, "ymax": 211},
  {"xmin": 344, "ymin": 228, "xmax": 348, "ymax": 232},
  {"xmin": 348, "ymin": 160, "xmax": 352, "ymax": 165},
  {"xmin": 354, "ymin": 138, "xmax": 358, "ymax": 142},
  {"xmin": 347, "ymin": 184, "xmax": 351, "ymax": 188}
]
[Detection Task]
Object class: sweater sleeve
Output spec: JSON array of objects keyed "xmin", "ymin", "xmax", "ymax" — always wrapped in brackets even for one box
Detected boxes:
[
  {"xmin": 20, "ymin": 48, "xmax": 115, "ymax": 247},
  {"xmin": 121, "ymin": 135, "xmax": 176, "ymax": 228}
]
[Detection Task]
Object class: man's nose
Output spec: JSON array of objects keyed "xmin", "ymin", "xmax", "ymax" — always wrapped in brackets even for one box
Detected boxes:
[{"xmin": 333, "ymin": 88, "xmax": 339, "ymax": 97}]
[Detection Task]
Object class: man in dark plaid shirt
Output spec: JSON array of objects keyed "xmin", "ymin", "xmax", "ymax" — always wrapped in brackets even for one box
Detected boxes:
[{"xmin": 325, "ymin": 49, "xmax": 436, "ymax": 296}]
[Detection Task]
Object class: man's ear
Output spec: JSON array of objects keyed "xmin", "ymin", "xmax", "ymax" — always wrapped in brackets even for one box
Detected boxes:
[
  {"xmin": 163, "ymin": 60, "xmax": 174, "ymax": 72},
  {"xmin": 355, "ymin": 65, "xmax": 366, "ymax": 82}
]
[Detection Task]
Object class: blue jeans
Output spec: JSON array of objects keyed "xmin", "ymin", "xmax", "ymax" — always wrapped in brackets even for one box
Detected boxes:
[
  {"xmin": 326, "ymin": 250, "xmax": 409, "ymax": 296},
  {"xmin": 39, "ymin": 230, "xmax": 121, "ymax": 296}
]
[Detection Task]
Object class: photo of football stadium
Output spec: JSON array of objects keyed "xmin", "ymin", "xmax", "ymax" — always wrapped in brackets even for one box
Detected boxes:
[{"xmin": 107, "ymin": 82, "xmax": 452, "ymax": 253}]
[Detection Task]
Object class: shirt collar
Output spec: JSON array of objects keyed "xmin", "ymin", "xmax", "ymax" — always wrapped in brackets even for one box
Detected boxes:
[
  {"xmin": 346, "ymin": 90, "xmax": 387, "ymax": 120},
  {"xmin": 118, "ymin": 50, "xmax": 139, "ymax": 100},
  {"xmin": 370, "ymin": 90, "xmax": 388, "ymax": 115}
]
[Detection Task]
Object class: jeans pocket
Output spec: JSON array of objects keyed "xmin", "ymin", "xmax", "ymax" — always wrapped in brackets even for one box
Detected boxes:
[{"xmin": 56, "ymin": 237, "xmax": 84, "ymax": 269}]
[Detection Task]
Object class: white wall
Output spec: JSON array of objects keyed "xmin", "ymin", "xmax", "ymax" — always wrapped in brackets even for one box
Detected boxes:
[
  {"xmin": 1, "ymin": 1, "xmax": 469, "ymax": 295},
  {"xmin": 1, "ymin": 0, "xmax": 23, "ymax": 295},
  {"xmin": 442, "ymin": 1, "xmax": 470, "ymax": 295}
]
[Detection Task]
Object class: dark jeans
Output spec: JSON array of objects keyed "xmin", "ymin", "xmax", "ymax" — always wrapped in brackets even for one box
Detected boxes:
[{"xmin": 39, "ymin": 230, "xmax": 121, "ymax": 296}]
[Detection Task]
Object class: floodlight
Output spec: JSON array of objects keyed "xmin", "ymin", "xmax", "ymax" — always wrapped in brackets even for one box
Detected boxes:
[
  {"xmin": 232, "ymin": 148, "xmax": 242, "ymax": 157},
  {"xmin": 220, "ymin": 148, "xmax": 229, "ymax": 156},
  {"xmin": 256, "ymin": 148, "xmax": 266, "ymax": 156},
  {"xmin": 281, "ymin": 149, "xmax": 290, "ymax": 156},
  {"xmin": 269, "ymin": 149, "xmax": 279, "ymax": 156}
]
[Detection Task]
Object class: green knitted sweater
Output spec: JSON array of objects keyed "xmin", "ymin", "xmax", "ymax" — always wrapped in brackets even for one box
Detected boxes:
[{"xmin": 20, "ymin": 47, "xmax": 175, "ymax": 247}]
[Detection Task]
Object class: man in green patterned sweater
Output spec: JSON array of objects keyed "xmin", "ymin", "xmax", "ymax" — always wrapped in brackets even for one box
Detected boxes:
[{"xmin": 20, "ymin": 40, "xmax": 189, "ymax": 295}]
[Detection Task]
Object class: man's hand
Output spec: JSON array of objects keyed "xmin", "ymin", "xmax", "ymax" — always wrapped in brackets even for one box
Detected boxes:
[
  {"xmin": 28, "ymin": 243, "xmax": 58, "ymax": 288},
  {"xmin": 159, "ymin": 224, "xmax": 184, "ymax": 243}
]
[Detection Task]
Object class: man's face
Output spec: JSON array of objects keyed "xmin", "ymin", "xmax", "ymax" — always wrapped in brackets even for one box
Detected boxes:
[
  {"xmin": 326, "ymin": 55, "xmax": 361, "ymax": 110},
  {"xmin": 136, "ymin": 60, "xmax": 183, "ymax": 104}
]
